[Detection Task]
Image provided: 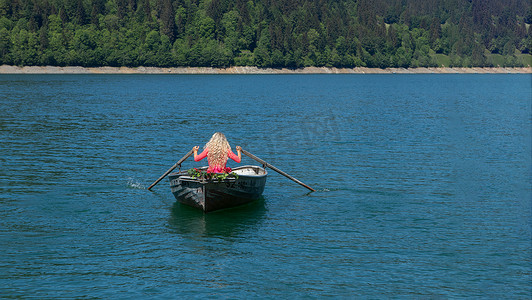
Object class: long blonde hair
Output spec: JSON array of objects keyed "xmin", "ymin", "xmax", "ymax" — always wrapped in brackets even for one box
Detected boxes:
[{"xmin": 205, "ymin": 132, "xmax": 231, "ymax": 166}]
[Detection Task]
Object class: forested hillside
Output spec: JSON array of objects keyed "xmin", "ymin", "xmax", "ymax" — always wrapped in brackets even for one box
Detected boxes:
[{"xmin": 0, "ymin": 0, "xmax": 530, "ymax": 68}]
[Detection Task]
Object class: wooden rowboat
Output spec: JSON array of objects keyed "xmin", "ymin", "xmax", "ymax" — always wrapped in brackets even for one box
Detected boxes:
[{"xmin": 168, "ymin": 165, "xmax": 267, "ymax": 212}]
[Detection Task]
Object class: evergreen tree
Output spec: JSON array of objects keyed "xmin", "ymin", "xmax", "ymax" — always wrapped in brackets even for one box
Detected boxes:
[{"xmin": 159, "ymin": 0, "xmax": 175, "ymax": 42}]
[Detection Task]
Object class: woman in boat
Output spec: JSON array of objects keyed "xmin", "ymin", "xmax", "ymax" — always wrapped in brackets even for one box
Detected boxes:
[{"xmin": 193, "ymin": 132, "xmax": 241, "ymax": 173}]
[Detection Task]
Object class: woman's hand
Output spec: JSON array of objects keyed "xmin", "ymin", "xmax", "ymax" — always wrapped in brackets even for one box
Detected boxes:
[
  {"xmin": 235, "ymin": 146, "xmax": 242, "ymax": 162},
  {"xmin": 193, "ymin": 146, "xmax": 200, "ymax": 160}
]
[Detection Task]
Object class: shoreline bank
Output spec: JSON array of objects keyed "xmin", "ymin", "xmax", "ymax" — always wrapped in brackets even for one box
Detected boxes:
[{"xmin": 0, "ymin": 65, "xmax": 531, "ymax": 74}]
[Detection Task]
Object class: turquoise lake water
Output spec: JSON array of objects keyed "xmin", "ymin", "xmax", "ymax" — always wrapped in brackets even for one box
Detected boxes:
[{"xmin": 0, "ymin": 74, "xmax": 530, "ymax": 298}]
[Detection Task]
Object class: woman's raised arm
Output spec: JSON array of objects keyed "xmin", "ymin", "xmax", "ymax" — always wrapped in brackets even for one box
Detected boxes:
[
  {"xmin": 193, "ymin": 146, "xmax": 208, "ymax": 161},
  {"xmin": 228, "ymin": 146, "xmax": 242, "ymax": 163}
]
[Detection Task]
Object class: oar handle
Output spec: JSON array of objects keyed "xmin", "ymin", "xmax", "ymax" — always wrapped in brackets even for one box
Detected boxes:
[
  {"xmin": 241, "ymin": 149, "xmax": 315, "ymax": 192},
  {"xmin": 147, "ymin": 149, "xmax": 194, "ymax": 190}
]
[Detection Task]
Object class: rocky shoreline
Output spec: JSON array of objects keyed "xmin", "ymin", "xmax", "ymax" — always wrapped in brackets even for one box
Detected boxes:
[{"xmin": 0, "ymin": 65, "xmax": 530, "ymax": 74}]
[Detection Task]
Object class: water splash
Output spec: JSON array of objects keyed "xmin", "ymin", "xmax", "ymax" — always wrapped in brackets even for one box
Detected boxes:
[{"xmin": 127, "ymin": 177, "xmax": 145, "ymax": 189}]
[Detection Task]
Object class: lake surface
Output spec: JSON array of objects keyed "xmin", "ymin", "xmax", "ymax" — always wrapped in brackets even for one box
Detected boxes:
[{"xmin": 1, "ymin": 74, "xmax": 530, "ymax": 298}]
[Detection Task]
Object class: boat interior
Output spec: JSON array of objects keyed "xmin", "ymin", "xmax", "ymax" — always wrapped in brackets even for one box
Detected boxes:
[
  {"xmin": 175, "ymin": 165, "xmax": 267, "ymax": 177},
  {"xmin": 232, "ymin": 165, "xmax": 267, "ymax": 176}
]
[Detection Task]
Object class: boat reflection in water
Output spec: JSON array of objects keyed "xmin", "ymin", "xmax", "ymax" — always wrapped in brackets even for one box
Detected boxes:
[{"xmin": 167, "ymin": 197, "xmax": 267, "ymax": 237}]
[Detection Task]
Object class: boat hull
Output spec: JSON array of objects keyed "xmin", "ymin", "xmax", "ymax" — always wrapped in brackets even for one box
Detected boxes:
[{"xmin": 168, "ymin": 165, "xmax": 267, "ymax": 212}]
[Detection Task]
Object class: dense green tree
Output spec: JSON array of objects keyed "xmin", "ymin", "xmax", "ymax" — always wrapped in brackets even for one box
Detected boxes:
[{"xmin": 0, "ymin": 0, "xmax": 530, "ymax": 68}]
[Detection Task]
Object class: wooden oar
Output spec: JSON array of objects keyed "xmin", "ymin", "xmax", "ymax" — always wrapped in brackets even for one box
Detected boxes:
[
  {"xmin": 241, "ymin": 149, "xmax": 315, "ymax": 192},
  {"xmin": 147, "ymin": 149, "xmax": 194, "ymax": 190}
]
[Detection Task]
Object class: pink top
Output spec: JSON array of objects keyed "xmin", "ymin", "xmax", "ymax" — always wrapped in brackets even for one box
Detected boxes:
[{"xmin": 194, "ymin": 148, "xmax": 241, "ymax": 173}]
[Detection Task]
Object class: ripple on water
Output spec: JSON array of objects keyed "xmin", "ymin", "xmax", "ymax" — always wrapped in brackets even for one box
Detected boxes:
[{"xmin": 0, "ymin": 74, "xmax": 530, "ymax": 298}]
